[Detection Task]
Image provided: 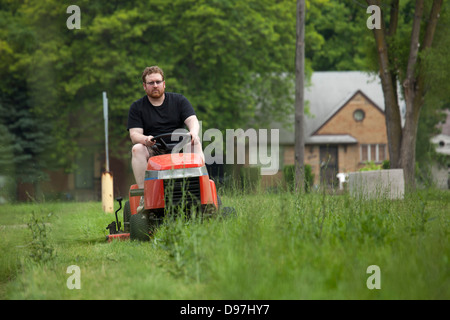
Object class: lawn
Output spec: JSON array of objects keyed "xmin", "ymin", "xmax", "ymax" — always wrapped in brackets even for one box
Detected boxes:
[{"xmin": 0, "ymin": 188, "xmax": 448, "ymax": 300}]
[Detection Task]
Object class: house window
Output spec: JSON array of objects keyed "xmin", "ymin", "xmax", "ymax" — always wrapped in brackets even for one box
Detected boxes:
[
  {"xmin": 353, "ymin": 109, "xmax": 365, "ymax": 121},
  {"xmin": 360, "ymin": 144, "xmax": 387, "ymax": 163}
]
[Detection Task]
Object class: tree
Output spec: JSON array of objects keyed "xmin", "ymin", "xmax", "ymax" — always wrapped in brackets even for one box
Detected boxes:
[
  {"xmin": 416, "ymin": 1, "xmax": 450, "ymax": 183},
  {"xmin": 306, "ymin": 1, "xmax": 369, "ymax": 71},
  {"xmin": 2, "ymin": 0, "xmax": 299, "ymax": 165},
  {"xmin": 366, "ymin": 0, "xmax": 444, "ymax": 189},
  {"xmin": 0, "ymin": 2, "xmax": 54, "ymax": 200}
]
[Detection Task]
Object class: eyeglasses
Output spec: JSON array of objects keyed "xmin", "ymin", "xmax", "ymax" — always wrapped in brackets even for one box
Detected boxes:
[{"xmin": 145, "ymin": 81, "xmax": 164, "ymax": 86}]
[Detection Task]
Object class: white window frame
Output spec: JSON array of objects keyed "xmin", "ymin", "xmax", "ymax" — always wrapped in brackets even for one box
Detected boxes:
[{"xmin": 360, "ymin": 144, "xmax": 386, "ymax": 163}]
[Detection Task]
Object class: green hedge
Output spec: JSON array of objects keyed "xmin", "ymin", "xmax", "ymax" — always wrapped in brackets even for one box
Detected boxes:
[
  {"xmin": 240, "ymin": 166, "xmax": 261, "ymax": 192},
  {"xmin": 283, "ymin": 164, "xmax": 315, "ymax": 192}
]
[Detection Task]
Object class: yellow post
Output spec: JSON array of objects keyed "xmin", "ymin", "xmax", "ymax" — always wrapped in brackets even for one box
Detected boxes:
[{"xmin": 102, "ymin": 171, "xmax": 114, "ymax": 213}]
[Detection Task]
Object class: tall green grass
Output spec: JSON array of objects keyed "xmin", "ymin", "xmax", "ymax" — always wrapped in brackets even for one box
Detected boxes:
[{"xmin": 0, "ymin": 188, "xmax": 448, "ymax": 299}]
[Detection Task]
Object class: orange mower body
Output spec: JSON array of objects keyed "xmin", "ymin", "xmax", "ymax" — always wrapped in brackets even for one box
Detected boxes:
[{"xmin": 106, "ymin": 147, "xmax": 221, "ymax": 242}]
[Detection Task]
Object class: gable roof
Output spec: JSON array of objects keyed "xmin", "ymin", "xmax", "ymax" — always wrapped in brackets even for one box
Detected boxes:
[
  {"xmin": 305, "ymin": 71, "xmax": 385, "ymax": 136},
  {"xmin": 277, "ymin": 71, "xmax": 404, "ymax": 144},
  {"xmin": 311, "ymin": 89, "xmax": 385, "ymax": 137}
]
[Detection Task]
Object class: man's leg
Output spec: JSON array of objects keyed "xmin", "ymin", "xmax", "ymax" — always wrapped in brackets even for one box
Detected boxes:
[
  {"xmin": 132, "ymin": 144, "xmax": 158, "ymax": 213},
  {"xmin": 131, "ymin": 144, "xmax": 150, "ymax": 189}
]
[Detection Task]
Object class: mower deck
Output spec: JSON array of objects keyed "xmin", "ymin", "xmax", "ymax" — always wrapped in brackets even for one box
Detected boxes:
[{"xmin": 106, "ymin": 232, "xmax": 130, "ymax": 242}]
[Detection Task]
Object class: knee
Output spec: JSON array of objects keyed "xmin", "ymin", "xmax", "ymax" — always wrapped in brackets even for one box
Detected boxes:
[{"xmin": 132, "ymin": 144, "xmax": 147, "ymax": 157}]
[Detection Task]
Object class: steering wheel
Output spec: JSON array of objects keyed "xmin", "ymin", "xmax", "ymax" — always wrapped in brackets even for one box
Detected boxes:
[{"xmin": 150, "ymin": 132, "xmax": 192, "ymax": 152}]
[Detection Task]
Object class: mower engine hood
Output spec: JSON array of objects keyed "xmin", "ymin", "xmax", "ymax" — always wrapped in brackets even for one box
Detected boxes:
[{"xmin": 147, "ymin": 153, "xmax": 204, "ymax": 171}]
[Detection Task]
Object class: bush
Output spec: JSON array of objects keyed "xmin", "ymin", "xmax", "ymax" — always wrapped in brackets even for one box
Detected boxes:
[
  {"xmin": 240, "ymin": 166, "xmax": 261, "ymax": 192},
  {"xmin": 359, "ymin": 161, "xmax": 382, "ymax": 171},
  {"xmin": 283, "ymin": 164, "xmax": 315, "ymax": 192}
]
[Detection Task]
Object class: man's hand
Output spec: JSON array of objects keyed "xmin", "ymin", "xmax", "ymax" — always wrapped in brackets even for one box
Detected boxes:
[
  {"xmin": 129, "ymin": 128, "xmax": 155, "ymax": 147},
  {"xmin": 189, "ymin": 132, "xmax": 200, "ymax": 145},
  {"xmin": 145, "ymin": 135, "xmax": 155, "ymax": 147},
  {"xmin": 184, "ymin": 115, "xmax": 201, "ymax": 146}
]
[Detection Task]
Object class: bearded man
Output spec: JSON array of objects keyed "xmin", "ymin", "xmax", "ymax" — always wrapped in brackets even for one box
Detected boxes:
[{"xmin": 127, "ymin": 66, "xmax": 203, "ymax": 212}]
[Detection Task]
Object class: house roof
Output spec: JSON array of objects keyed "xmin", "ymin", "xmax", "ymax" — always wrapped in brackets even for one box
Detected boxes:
[
  {"xmin": 310, "ymin": 89, "xmax": 384, "ymax": 137},
  {"xmin": 277, "ymin": 71, "xmax": 404, "ymax": 145}
]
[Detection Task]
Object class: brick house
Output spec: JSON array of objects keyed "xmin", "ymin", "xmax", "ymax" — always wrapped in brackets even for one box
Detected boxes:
[{"xmin": 265, "ymin": 71, "xmax": 397, "ymax": 187}]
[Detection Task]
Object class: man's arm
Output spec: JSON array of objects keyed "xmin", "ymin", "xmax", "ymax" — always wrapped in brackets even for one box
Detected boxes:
[
  {"xmin": 184, "ymin": 115, "xmax": 200, "ymax": 144},
  {"xmin": 129, "ymin": 128, "xmax": 155, "ymax": 146}
]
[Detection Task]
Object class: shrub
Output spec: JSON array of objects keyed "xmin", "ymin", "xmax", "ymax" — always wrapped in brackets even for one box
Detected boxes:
[
  {"xmin": 240, "ymin": 166, "xmax": 261, "ymax": 192},
  {"xmin": 359, "ymin": 161, "xmax": 382, "ymax": 171},
  {"xmin": 283, "ymin": 164, "xmax": 315, "ymax": 192}
]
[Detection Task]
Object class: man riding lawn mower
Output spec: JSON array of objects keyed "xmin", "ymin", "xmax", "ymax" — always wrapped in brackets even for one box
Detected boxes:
[
  {"xmin": 106, "ymin": 66, "xmax": 233, "ymax": 241},
  {"xmin": 106, "ymin": 132, "xmax": 233, "ymax": 241}
]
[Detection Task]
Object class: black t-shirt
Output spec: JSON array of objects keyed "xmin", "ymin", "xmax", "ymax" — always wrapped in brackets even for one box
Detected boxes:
[{"xmin": 127, "ymin": 92, "xmax": 196, "ymax": 137}]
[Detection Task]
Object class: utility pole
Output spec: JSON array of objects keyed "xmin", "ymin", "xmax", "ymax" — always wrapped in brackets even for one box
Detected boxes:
[
  {"xmin": 294, "ymin": 0, "xmax": 305, "ymax": 192},
  {"xmin": 102, "ymin": 92, "xmax": 114, "ymax": 213}
]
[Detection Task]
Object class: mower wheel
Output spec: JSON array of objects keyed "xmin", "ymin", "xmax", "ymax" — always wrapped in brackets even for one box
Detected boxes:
[
  {"xmin": 123, "ymin": 201, "xmax": 131, "ymax": 233},
  {"xmin": 130, "ymin": 212, "xmax": 150, "ymax": 241},
  {"xmin": 220, "ymin": 206, "xmax": 237, "ymax": 218}
]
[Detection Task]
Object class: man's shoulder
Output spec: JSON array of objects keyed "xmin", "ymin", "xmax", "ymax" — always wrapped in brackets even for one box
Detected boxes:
[
  {"xmin": 131, "ymin": 95, "xmax": 148, "ymax": 108},
  {"xmin": 165, "ymin": 92, "xmax": 187, "ymax": 101},
  {"xmin": 165, "ymin": 92, "xmax": 192, "ymax": 108}
]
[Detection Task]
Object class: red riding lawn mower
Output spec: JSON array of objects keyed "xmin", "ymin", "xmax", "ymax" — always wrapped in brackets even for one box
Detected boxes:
[{"xmin": 106, "ymin": 132, "xmax": 234, "ymax": 241}]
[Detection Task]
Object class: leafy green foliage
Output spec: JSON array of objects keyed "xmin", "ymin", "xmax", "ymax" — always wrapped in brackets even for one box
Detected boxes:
[
  {"xmin": 27, "ymin": 211, "xmax": 55, "ymax": 263},
  {"xmin": 359, "ymin": 161, "xmax": 382, "ymax": 171},
  {"xmin": 306, "ymin": 1, "xmax": 370, "ymax": 71},
  {"xmin": 283, "ymin": 163, "xmax": 315, "ymax": 192},
  {"xmin": 0, "ymin": 0, "xmax": 306, "ymax": 176}
]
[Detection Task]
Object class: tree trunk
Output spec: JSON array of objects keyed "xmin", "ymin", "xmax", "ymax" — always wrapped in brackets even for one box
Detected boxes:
[
  {"xmin": 368, "ymin": 0, "xmax": 402, "ymax": 168},
  {"xmin": 294, "ymin": 0, "xmax": 305, "ymax": 192},
  {"xmin": 399, "ymin": 0, "xmax": 424, "ymax": 189},
  {"xmin": 399, "ymin": 95, "xmax": 421, "ymax": 189}
]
